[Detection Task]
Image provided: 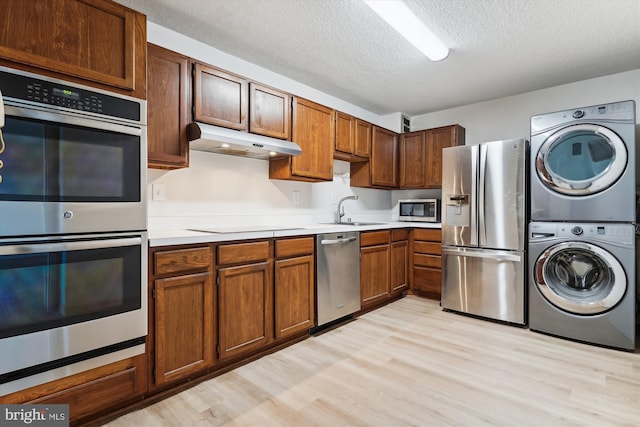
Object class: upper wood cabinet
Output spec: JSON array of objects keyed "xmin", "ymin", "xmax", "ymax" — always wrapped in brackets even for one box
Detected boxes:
[
  {"xmin": 354, "ymin": 119, "xmax": 372, "ymax": 158},
  {"xmin": 0, "ymin": 0, "xmax": 146, "ymax": 98},
  {"xmin": 269, "ymin": 97, "xmax": 334, "ymax": 182},
  {"xmin": 399, "ymin": 130, "xmax": 427, "ymax": 188},
  {"xmin": 334, "ymin": 113, "xmax": 370, "ymax": 162},
  {"xmin": 249, "ymin": 82, "xmax": 291, "ymax": 140},
  {"xmin": 147, "ymin": 44, "xmax": 190, "ymax": 169},
  {"xmin": 398, "ymin": 124, "xmax": 465, "ymax": 189},
  {"xmin": 194, "ymin": 63, "xmax": 248, "ymax": 130},
  {"xmin": 334, "ymin": 111, "xmax": 355, "ymax": 160},
  {"xmin": 426, "ymin": 125, "xmax": 465, "ymax": 187},
  {"xmin": 350, "ymin": 125, "xmax": 398, "ymax": 188}
]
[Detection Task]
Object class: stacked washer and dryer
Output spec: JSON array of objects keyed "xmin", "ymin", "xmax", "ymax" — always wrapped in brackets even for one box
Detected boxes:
[{"xmin": 528, "ymin": 100, "xmax": 638, "ymax": 350}]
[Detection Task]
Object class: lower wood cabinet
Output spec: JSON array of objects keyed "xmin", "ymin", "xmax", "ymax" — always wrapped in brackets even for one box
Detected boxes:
[
  {"xmin": 217, "ymin": 240, "xmax": 274, "ymax": 360},
  {"xmin": 218, "ymin": 261, "xmax": 274, "ymax": 360},
  {"xmin": 390, "ymin": 229, "xmax": 409, "ymax": 295},
  {"xmin": 360, "ymin": 229, "xmax": 409, "ymax": 311},
  {"xmin": 150, "ymin": 245, "xmax": 215, "ymax": 388},
  {"xmin": 274, "ymin": 237, "xmax": 315, "ymax": 338},
  {"xmin": 360, "ymin": 233, "xmax": 390, "ymax": 309},
  {"xmin": 153, "ymin": 272, "xmax": 215, "ymax": 386},
  {"xmin": 0, "ymin": 355, "xmax": 147, "ymax": 424},
  {"xmin": 411, "ymin": 228, "xmax": 442, "ymax": 299}
]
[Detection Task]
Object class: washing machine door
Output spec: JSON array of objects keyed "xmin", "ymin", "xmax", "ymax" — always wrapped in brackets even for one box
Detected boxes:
[
  {"xmin": 536, "ymin": 124, "xmax": 627, "ymax": 195},
  {"xmin": 533, "ymin": 242, "xmax": 626, "ymax": 314}
]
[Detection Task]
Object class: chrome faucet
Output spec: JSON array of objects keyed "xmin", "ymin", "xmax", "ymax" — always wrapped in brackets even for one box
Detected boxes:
[{"xmin": 335, "ymin": 195, "xmax": 358, "ymax": 223}]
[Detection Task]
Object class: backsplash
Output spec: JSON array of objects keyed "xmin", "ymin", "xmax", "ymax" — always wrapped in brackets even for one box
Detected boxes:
[{"xmin": 147, "ymin": 153, "xmax": 406, "ymax": 230}]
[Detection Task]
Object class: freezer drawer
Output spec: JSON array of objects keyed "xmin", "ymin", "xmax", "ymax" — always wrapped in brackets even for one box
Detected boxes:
[{"xmin": 441, "ymin": 246, "xmax": 526, "ymax": 325}]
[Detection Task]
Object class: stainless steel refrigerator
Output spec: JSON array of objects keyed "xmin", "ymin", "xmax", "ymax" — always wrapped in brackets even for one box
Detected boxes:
[{"xmin": 441, "ymin": 138, "xmax": 527, "ymax": 325}]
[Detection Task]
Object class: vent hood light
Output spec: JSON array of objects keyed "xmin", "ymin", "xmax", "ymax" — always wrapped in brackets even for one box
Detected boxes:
[
  {"xmin": 188, "ymin": 122, "xmax": 302, "ymax": 160},
  {"xmin": 363, "ymin": 0, "xmax": 449, "ymax": 61}
]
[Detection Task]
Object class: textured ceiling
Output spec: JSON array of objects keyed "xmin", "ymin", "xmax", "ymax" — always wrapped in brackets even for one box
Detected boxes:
[{"xmin": 115, "ymin": 0, "xmax": 640, "ymax": 116}]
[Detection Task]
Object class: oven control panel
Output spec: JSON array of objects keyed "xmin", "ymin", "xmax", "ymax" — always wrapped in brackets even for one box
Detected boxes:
[{"xmin": 0, "ymin": 68, "xmax": 141, "ymax": 122}]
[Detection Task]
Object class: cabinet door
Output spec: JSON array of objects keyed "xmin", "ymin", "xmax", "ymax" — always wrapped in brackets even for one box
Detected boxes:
[
  {"xmin": 335, "ymin": 111, "xmax": 355, "ymax": 154},
  {"xmin": 153, "ymin": 272, "xmax": 215, "ymax": 386},
  {"xmin": 0, "ymin": 0, "xmax": 143, "ymax": 95},
  {"xmin": 218, "ymin": 262, "xmax": 274, "ymax": 360},
  {"xmin": 426, "ymin": 125, "xmax": 465, "ymax": 188},
  {"xmin": 290, "ymin": 97, "xmax": 334, "ymax": 180},
  {"xmin": 360, "ymin": 244, "xmax": 390, "ymax": 307},
  {"xmin": 275, "ymin": 255, "xmax": 314, "ymax": 338},
  {"xmin": 354, "ymin": 119, "xmax": 371, "ymax": 158},
  {"xmin": 413, "ymin": 266, "xmax": 442, "ymax": 296},
  {"xmin": 370, "ymin": 126, "xmax": 398, "ymax": 188},
  {"xmin": 399, "ymin": 131, "xmax": 427, "ymax": 188},
  {"xmin": 249, "ymin": 82, "xmax": 291, "ymax": 140},
  {"xmin": 391, "ymin": 240, "xmax": 409, "ymax": 294},
  {"xmin": 194, "ymin": 63, "xmax": 248, "ymax": 131},
  {"xmin": 147, "ymin": 44, "xmax": 190, "ymax": 169}
]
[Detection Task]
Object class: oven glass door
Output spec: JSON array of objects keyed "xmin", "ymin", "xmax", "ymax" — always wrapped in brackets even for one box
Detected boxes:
[
  {"xmin": 0, "ymin": 113, "xmax": 141, "ymax": 202},
  {"xmin": 0, "ymin": 235, "xmax": 142, "ymax": 339}
]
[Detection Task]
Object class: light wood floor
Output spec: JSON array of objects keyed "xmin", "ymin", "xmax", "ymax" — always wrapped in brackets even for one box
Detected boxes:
[{"xmin": 104, "ymin": 296, "xmax": 640, "ymax": 426}]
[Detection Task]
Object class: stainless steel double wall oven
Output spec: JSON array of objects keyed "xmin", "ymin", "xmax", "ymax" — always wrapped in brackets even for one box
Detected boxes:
[{"xmin": 0, "ymin": 66, "xmax": 147, "ymax": 394}]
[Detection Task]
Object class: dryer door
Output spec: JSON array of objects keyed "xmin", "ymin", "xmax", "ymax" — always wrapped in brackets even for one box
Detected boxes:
[
  {"xmin": 535, "ymin": 124, "xmax": 627, "ymax": 196},
  {"xmin": 533, "ymin": 242, "xmax": 626, "ymax": 314}
]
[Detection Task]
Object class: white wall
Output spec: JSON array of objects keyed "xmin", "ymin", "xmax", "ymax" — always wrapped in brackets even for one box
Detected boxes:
[{"xmin": 410, "ymin": 69, "xmax": 640, "ymax": 145}]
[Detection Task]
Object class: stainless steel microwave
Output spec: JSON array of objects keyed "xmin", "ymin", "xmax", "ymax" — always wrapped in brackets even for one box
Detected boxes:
[{"xmin": 398, "ymin": 199, "xmax": 441, "ymax": 222}]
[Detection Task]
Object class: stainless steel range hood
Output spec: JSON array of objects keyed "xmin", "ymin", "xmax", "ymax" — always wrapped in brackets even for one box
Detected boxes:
[{"xmin": 188, "ymin": 122, "xmax": 301, "ymax": 160}]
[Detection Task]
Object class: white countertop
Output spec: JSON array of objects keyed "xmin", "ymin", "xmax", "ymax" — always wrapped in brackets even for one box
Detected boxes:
[{"xmin": 148, "ymin": 222, "xmax": 441, "ymax": 247}]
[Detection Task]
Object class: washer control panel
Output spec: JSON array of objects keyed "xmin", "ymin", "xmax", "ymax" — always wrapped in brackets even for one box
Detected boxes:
[{"xmin": 530, "ymin": 222, "xmax": 635, "ymax": 245}]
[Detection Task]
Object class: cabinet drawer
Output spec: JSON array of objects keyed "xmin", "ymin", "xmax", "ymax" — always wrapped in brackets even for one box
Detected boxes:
[
  {"xmin": 154, "ymin": 247, "xmax": 212, "ymax": 275},
  {"xmin": 413, "ymin": 253, "xmax": 441, "ymax": 269},
  {"xmin": 413, "ymin": 228, "xmax": 441, "ymax": 242},
  {"xmin": 218, "ymin": 240, "xmax": 270, "ymax": 265},
  {"xmin": 275, "ymin": 237, "xmax": 314, "ymax": 258},
  {"xmin": 360, "ymin": 230, "xmax": 390, "ymax": 247},
  {"xmin": 391, "ymin": 228, "xmax": 409, "ymax": 241},
  {"xmin": 413, "ymin": 241, "xmax": 441, "ymax": 255},
  {"xmin": 413, "ymin": 266, "xmax": 441, "ymax": 293}
]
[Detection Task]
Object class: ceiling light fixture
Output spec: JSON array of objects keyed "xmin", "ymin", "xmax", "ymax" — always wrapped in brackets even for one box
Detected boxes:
[{"xmin": 363, "ymin": 0, "xmax": 449, "ymax": 61}]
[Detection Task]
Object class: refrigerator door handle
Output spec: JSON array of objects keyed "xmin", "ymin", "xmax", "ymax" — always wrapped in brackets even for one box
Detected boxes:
[
  {"xmin": 478, "ymin": 144, "xmax": 487, "ymax": 246},
  {"xmin": 443, "ymin": 247, "xmax": 522, "ymax": 262}
]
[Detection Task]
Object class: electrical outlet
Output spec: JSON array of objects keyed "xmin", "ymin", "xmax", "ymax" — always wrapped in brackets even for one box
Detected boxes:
[
  {"xmin": 152, "ymin": 183, "xmax": 165, "ymax": 201},
  {"xmin": 292, "ymin": 191, "xmax": 300, "ymax": 206}
]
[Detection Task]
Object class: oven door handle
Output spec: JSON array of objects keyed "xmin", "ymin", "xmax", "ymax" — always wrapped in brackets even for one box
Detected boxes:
[
  {"xmin": 4, "ymin": 104, "xmax": 142, "ymax": 136},
  {"xmin": 0, "ymin": 237, "xmax": 142, "ymax": 255}
]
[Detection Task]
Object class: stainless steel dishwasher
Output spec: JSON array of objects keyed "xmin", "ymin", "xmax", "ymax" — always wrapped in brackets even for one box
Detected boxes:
[{"xmin": 315, "ymin": 231, "xmax": 361, "ymax": 327}]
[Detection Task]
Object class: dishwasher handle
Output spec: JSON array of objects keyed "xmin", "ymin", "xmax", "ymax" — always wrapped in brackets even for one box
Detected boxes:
[{"xmin": 320, "ymin": 236, "xmax": 357, "ymax": 245}]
